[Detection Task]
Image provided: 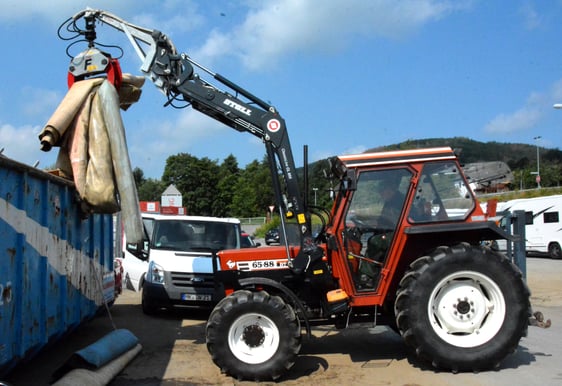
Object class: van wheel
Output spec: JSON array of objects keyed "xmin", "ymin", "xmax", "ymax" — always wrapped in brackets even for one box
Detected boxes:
[
  {"xmin": 206, "ymin": 290, "xmax": 301, "ymax": 381},
  {"xmin": 124, "ymin": 273, "xmax": 135, "ymax": 291},
  {"xmin": 548, "ymin": 242, "xmax": 561, "ymax": 259},
  {"xmin": 141, "ymin": 289, "xmax": 159, "ymax": 315},
  {"xmin": 394, "ymin": 243, "xmax": 530, "ymax": 372}
]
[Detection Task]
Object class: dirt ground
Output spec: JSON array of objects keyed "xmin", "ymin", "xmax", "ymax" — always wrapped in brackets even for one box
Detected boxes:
[{"xmin": 4, "ymin": 256, "xmax": 562, "ymax": 386}]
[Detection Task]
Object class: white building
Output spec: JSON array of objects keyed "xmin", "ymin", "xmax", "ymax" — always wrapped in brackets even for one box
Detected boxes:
[{"xmin": 161, "ymin": 184, "xmax": 182, "ymax": 207}]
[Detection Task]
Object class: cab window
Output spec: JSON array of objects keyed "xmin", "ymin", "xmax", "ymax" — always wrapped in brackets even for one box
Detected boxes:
[{"xmin": 408, "ymin": 161, "xmax": 475, "ymax": 223}]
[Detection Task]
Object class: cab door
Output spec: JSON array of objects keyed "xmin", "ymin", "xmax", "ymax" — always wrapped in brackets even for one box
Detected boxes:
[{"xmin": 339, "ymin": 168, "xmax": 412, "ymax": 294}]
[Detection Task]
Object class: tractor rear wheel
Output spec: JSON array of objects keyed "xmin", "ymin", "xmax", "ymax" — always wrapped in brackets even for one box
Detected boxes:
[
  {"xmin": 394, "ymin": 243, "xmax": 530, "ymax": 372},
  {"xmin": 206, "ymin": 290, "xmax": 301, "ymax": 381}
]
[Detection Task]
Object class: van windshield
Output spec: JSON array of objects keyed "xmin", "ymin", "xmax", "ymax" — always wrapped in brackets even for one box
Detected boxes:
[{"xmin": 151, "ymin": 220, "xmax": 240, "ymax": 251}]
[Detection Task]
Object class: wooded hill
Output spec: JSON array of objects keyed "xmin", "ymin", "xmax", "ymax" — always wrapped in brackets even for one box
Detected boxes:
[
  {"xmin": 366, "ymin": 137, "xmax": 562, "ymax": 168},
  {"xmin": 134, "ymin": 137, "xmax": 562, "ymax": 217},
  {"xmin": 300, "ymin": 137, "xmax": 562, "ymax": 210}
]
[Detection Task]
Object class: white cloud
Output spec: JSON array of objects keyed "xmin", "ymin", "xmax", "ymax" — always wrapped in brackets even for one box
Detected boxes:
[
  {"xmin": 0, "ymin": 0, "xmax": 202, "ymax": 31},
  {"xmin": 519, "ymin": 2, "xmax": 542, "ymax": 31},
  {"xmin": 130, "ymin": 3, "xmax": 205, "ymax": 37},
  {"xmin": 0, "ymin": 0, "xmax": 477, "ymax": 175},
  {"xmin": 1, "ymin": 1, "xmax": 470, "ymax": 70},
  {"xmin": 133, "ymin": 109, "xmax": 221, "ymax": 154},
  {"xmin": 0, "ymin": 123, "xmax": 39, "ymax": 146},
  {"xmin": 125, "ymin": 108, "xmax": 225, "ymax": 169},
  {"xmin": 484, "ymin": 107, "xmax": 542, "ymax": 134},
  {"xmin": 192, "ymin": 0, "xmax": 471, "ymax": 70},
  {"xmin": 0, "ymin": 122, "xmax": 56, "ymax": 167},
  {"xmin": 484, "ymin": 79, "xmax": 562, "ymax": 135},
  {"xmin": 173, "ymin": 108, "xmax": 226, "ymax": 140},
  {"xmin": 550, "ymin": 79, "xmax": 562, "ymax": 102},
  {"xmin": 20, "ymin": 87, "xmax": 62, "ymax": 119},
  {"xmin": 0, "ymin": 1, "xmax": 135, "ymax": 23},
  {"xmin": 342, "ymin": 145, "xmax": 368, "ymax": 156}
]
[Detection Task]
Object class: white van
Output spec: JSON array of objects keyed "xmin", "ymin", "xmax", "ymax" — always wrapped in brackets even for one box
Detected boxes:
[
  {"xmin": 497, "ymin": 194, "xmax": 562, "ymax": 259},
  {"xmin": 122, "ymin": 214, "xmax": 242, "ymax": 314}
]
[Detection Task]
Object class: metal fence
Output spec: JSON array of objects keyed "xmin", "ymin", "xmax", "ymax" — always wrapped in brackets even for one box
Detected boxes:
[{"xmin": 501, "ymin": 210, "xmax": 527, "ymax": 279}]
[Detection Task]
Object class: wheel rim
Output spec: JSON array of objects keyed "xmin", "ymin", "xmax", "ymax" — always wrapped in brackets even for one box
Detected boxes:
[
  {"xmin": 428, "ymin": 270, "xmax": 506, "ymax": 348},
  {"xmin": 228, "ymin": 313, "xmax": 280, "ymax": 364}
]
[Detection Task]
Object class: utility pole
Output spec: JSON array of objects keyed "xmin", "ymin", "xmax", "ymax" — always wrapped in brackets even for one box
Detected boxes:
[{"xmin": 532, "ymin": 136, "xmax": 541, "ymax": 189}]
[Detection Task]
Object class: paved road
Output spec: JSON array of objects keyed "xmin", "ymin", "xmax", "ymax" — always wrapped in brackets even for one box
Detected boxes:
[{"xmin": 4, "ymin": 257, "xmax": 562, "ymax": 386}]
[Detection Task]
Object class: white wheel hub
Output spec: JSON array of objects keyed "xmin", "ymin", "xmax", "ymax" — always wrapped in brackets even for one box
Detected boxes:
[
  {"xmin": 428, "ymin": 270, "xmax": 506, "ymax": 347},
  {"xmin": 228, "ymin": 313, "xmax": 280, "ymax": 364}
]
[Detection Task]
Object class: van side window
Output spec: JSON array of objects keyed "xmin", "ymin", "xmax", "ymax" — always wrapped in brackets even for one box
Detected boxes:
[
  {"xmin": 525, "ymin": 211, "xmax": 533, "ymax": 225},
  {"xmin": 143, "ymin": 218, "xmax": 155, "ymax": 242},
  {"xmin": 544, "ymin": 212, "xmax": 559, "ymax": 224}
]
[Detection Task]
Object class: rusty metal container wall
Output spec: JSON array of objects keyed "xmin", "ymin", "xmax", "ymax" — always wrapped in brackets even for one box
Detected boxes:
[{"xmin": 0, "ymin": 156, "xmax": 115, "ymax": 376}]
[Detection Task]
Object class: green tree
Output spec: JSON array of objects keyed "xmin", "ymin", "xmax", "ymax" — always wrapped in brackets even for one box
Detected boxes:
[
  {"xmin": 132, "ymin": 167, "xmax": 146, "ymax": 187},
  {"xmin": 253, "ymin": 156, "xmax": 274, "ymax": 215},
  {"xmin": 308, "ymin": 158, "xmax": 334, "ymax": 210},
  {"xmin": 230, "ymin": 157, "xmax": 273, "ymax": 217},
  {"xmin": 213, "ymin": 154, "xmax": 240, "ymax": 216},
  {"xmin": 162, "ymin": 153, "xmax": 220, "ymax": 215},
  {"xmin": 132, "ymin": 167, "xmax": 165, "ymax": 201},
  {"xmin": 230, "ymin": 173, "xmax": 257, "ymax": 217},
  {"xmin": 137, "ymin": 178, "xmax": 166, "ymax": 201}
]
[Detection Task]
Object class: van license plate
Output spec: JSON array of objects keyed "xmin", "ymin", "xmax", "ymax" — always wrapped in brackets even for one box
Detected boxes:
[{"xmin": 181, "ymin": 293, "xmax": 211, "ymax": 301}]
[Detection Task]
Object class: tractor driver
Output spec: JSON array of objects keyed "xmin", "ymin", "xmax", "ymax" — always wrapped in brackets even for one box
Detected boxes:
[
  {"xmin": 365, "ymin": 172, "xmax": 406, "ymax": 263},
  {"xmin": 344, "ymin": 169, "xmax": 411, "ymax": 290}
]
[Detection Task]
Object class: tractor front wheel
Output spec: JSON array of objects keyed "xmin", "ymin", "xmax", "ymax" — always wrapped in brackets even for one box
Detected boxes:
[{"xmin": 206, "ymin": 290, "xmax": 301, "ymax": 381}]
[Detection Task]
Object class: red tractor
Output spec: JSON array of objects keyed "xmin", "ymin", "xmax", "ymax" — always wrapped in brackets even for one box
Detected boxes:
[
  {"xmin": 65, "ymin": 9, "xmax": 531, "ymax": 382},
  {"xmin": 208, "ymin": 148, "xmax": 530, "ymax": 380}
]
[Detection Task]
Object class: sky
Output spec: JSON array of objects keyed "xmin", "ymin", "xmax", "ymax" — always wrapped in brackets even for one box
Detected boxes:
[{"xmin": 1, "ymin": 0, "xmax": 562, "ymax": 178}]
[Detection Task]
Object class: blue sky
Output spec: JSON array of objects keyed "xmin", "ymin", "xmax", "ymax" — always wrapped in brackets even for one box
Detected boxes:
[{"xmin": 1, "ymin": 0, "xmax": 562, "ymax": 178}]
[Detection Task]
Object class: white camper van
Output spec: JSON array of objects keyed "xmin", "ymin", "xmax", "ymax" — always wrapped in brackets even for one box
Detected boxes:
[
  {"xmin": 122, "ymin": 214, "xmax": 242, "ymax": 314},
  {"xmin": 497, "ymin": 194, "xmax": 562, "ymax": 259}
]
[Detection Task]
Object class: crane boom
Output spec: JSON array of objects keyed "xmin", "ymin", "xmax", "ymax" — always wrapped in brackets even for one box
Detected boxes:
[{"xmin": 68, "ymin": 8, "xmax": 321, "ymax": 271}]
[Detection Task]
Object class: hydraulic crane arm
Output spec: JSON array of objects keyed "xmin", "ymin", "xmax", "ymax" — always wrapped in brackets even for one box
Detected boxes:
[{"xmin": 68, "ymin": 9, "xmax": 321, "ymax": 271}]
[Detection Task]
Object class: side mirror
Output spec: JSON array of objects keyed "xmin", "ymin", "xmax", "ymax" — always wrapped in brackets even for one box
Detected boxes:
[
  {"xmin": 126, "ymin": 241, "xmax": 149, "ymax": 261},
  {"xmin": 340, "ymin": 169, "xmax": 357, "ymax": 193}
]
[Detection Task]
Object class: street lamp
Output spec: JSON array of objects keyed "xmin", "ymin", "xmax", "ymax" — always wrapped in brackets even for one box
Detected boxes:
[
  {"xmin": 531, "ymin": 136, "xmax": 541, "ymax": 189},
  {"xmin": 313, "ymin": 187, "xmax": 318, "ymax": 206}
]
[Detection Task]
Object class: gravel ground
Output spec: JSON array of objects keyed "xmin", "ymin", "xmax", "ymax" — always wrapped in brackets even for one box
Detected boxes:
[{"xmin": 4, "ymin": 256, "xmax": 562, "ymax": 386}]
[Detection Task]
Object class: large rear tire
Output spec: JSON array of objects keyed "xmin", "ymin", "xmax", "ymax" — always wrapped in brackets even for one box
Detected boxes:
[
  {"xmin": 394, "ymin": 243, "xmax": 530, "ymax": 372},
  {"xmin": 206, "ymin": 290, "xmax": 301, "ymax": 381}
]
